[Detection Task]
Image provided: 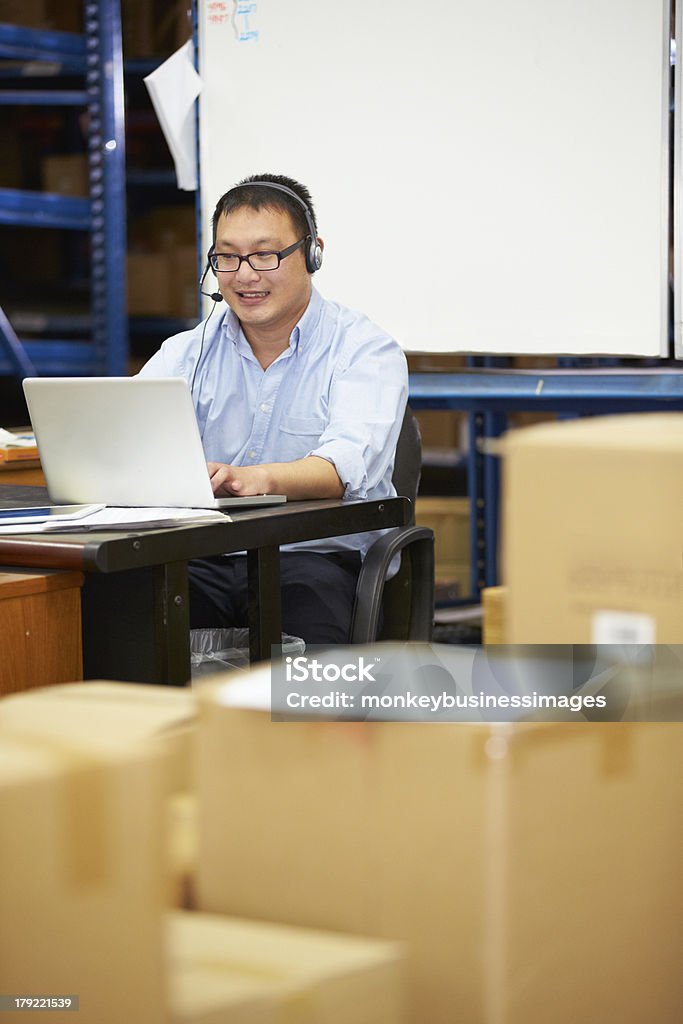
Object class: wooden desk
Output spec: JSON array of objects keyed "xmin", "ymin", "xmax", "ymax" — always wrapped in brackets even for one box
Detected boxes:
[
  {"xmin": 0, "ymin": 460, "xmax": 45, "ymax": 487},
  {"xmin": 0, "ymin": 568, "xmax": 84, "ymax": 695},
  {"xmin": 0, "ymin": 486, "xmax": 409, "ymax": 685}
]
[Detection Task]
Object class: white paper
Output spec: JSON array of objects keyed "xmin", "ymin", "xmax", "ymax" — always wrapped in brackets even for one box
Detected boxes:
[
  {"xmin": 0, "ymin": 428, "xmax": 36, "ymax": 448},
  {"xmin": 0, "ymin": 507, "xmax": 229, "ymax": 534},
  {"xmin": 144, "ymin": 41, "xmax": 203, "ymax": 191}
]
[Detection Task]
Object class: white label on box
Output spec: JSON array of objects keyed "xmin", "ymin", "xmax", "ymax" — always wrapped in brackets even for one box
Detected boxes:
[{"xmin": 591, "ymin": 610, "xmax": 656, "ymax": 645}]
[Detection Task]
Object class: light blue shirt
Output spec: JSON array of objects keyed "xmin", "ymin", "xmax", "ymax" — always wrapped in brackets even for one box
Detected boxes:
[{"xmin": 138, "ymin": 287, "xmax": 408, "ymax": 560}]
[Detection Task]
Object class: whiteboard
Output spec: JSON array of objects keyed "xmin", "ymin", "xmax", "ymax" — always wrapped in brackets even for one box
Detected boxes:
[{"xmin": 199, "ymin": 0, "xmax": 669, "ymax": 357}]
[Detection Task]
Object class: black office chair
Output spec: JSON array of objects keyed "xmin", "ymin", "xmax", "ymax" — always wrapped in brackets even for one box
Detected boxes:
[{"xmin": 349, "ymin": 405, "xmax": 435, "ymax": 643}]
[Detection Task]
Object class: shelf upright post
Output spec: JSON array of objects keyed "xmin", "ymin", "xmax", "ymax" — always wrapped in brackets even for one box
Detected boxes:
[{"xmin": 84, "ymin": 0, "xmax": 128, "ymax": 375}]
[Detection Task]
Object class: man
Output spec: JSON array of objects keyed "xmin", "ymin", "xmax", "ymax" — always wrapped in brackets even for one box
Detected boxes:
[{"xmin": 138, "ymin": 173, "xmax": 408, "ymax": 644}]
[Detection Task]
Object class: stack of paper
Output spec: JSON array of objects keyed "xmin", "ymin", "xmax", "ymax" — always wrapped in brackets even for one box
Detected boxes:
[
  {"xmin": 0, "ymin": 507, "xmax": 229, "ymax": 535},
  {"xmin": 0, "ymin": 428, "xmax": 38, "ymax": 463}
]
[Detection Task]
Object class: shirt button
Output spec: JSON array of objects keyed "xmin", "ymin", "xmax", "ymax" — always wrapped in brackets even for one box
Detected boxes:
[
  {"xmin": 260, "ymin": 403, "xmax": 269, "ymax": 413},
  {"xmin": 248, "ymin": 450, "xmax": 257, "ymax": 459}
]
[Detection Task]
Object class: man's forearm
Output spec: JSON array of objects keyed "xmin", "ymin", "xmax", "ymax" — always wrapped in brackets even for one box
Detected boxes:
[{"xmin": 208, "ymin": 455, "xmax": 344, "ymax": 499}]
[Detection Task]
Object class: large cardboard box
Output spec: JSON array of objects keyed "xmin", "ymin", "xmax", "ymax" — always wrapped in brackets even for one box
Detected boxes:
[
  {"xmin": 0, "ymin": 730, "xmax": 167, "ymax": 1024},
  {"xmin": 167, "ymin": 910, "xmax": 405, "ymax": 1023},
  {"xmin": 195, "ymin": 688, "xmax": 683, "ymax": 1024},
  {"xmin": 502, "ymin": 413, "xmax": 683, "ymax": 643},
  {"xmin": 0, "ymin": 680, "xmax": 197, "ymax": 793},
  {"xmin": 167, "ymin": 792, "xmax": 199, "ymax": 909}
]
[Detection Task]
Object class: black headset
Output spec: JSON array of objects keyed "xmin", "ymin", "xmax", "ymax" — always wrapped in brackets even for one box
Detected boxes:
[{"xmin": 200, "ymin": 180, "xmax": 323, "ymax": 302}]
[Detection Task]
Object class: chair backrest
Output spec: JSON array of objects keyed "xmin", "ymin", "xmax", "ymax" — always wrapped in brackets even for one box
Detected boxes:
[
  {"xmin": 391, "ymin": 405, "xmax": 422, "ymax": 512},
  {"xmin": 349, "ymin": 402, "xmax": 434, "ymax": 643}
]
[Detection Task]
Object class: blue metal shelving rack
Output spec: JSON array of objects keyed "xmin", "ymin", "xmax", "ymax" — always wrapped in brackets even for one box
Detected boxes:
[
  {"xmin": 409, "ymin": 367, "xmax": 683, "ymax": 601},
  {"xmin": 0, "ymin": 0, "xmax": 128, "ymax": 378}
]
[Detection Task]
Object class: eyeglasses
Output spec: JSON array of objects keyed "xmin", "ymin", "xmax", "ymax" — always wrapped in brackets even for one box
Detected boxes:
[{"xmin": 209, "ymin": 237, "xmax": 307, "ymax": 273}]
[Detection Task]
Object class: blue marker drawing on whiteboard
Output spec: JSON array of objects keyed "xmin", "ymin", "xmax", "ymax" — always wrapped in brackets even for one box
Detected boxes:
[{"xmin": 232, "ymin": 0, "xmax": 259, "ymax": 42}]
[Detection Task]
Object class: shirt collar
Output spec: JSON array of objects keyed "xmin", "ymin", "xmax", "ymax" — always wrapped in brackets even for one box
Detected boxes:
[{"xmin": 291, "ymin": 286, "xmax": 323, "ymax": 350}]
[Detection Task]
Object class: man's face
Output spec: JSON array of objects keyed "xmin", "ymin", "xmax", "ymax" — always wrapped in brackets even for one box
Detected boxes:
[{"xmin": 213, "ymin": 205, "xmax": 312, "ymax": 342}]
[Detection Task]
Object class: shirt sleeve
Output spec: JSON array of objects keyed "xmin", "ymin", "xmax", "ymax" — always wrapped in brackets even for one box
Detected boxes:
[{"xmin": 308, "ymin": 332, "xmax": 409, "ymax": 501}]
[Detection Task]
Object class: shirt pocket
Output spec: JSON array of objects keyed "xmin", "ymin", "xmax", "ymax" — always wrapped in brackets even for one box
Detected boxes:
[
  {"xmin": 278, "ymin": 415, "xmax": 326, "ymax": 459},
  {"xmin": 280, "ymin": 415, "xmax": 326, "ymax": 438}
]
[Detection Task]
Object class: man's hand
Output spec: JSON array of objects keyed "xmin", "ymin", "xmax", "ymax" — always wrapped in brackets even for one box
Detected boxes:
[
  {"xmin": 207, "ymin": 456, "xmax": 344, "ymax": 500},
  {"xmin": 208, "ymin": 463, "xmax": 274, "ymax": 496}
]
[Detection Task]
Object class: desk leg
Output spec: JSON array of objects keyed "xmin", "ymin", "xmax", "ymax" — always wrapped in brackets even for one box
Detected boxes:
[
  {"xmin": 81, "ymin": 561, "xmax": 190, "ymax": 686},
  {"xmin": 247, "ymin": 545, "xmax": 282, "ymax": 664}
]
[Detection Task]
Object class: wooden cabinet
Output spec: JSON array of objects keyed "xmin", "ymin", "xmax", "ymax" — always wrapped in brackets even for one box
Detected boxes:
[{"xmin": 0, "ymin": 569, "xmax": 84, "ymax": 695}]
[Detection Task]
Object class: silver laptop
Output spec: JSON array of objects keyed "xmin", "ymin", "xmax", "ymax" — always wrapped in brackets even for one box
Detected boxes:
[{"xmin": 22, "ymin": 377, "xmax": 287, "ymax": 510}]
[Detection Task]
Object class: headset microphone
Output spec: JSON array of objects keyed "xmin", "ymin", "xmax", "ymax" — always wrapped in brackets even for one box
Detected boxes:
[{"xmin": 199, "ymin": 261, "xmax": 223, "ymax": 303}]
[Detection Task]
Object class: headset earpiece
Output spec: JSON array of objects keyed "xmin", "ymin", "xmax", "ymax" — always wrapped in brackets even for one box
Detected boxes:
[{"xmin": 307, "ymin": 237, "xmax": 323, "ymax": 274}]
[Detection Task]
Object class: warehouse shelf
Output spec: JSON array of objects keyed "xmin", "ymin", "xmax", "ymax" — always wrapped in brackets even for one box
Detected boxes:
[
  {"xmin": 0, "ymin": 23, "xmax": 86, "ymax": 70},
  {"xmin": 0, "ymin": 1, "xmax": 128, "ymax": 380},
  {"xmin": 409, "ymin": 368, "xmax": 683, "ymax": 600},
  {"xmin": 0, "ymin": 188, "xmax": 90, "ymax": 229}
]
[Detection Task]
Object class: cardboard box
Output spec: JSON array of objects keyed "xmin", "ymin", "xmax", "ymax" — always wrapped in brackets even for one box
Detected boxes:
[
  {"xmin": 482, "ymin": 585, "xmax": 507, "ymax": 644},
  {"xmin": 127, "ymin": 252, "xmax": 172, "ymax": 316},
  {"xmin": 413, "ymin": 410, "xmax": 465, "ymax": 451},
  {"xmin": 0, "ymin": 730, "xmax": 167, "ymax": 1024},
  {"xmin": 42, "ymin": 154, "xmax": 88, "ymax": 197},
  {"xmin": 415, "ymin": 496, "xmax": 470, "ymax": 585},
  {"xmin": 127, "ymin": 246, "xmax": 199, "ymax": 319},
  {"xmin": 196, "ymin": 689, "xmax": 683, "ymax": 1024},
  {"xmin": 0, "ymin": 680, "xmax": 197, "ymax": 793},
  {"xmin": 0, "ymin": 0, "xmax": 81, "ymax": 31},
  {"xmin": 167, "ymin": 910, "xmax": 405, "ymax": 1024},
  {"xmin": 169, "ymin": 245, "xmax": 200, "ymax": 320},
  {"xmin": 502, "ymin": 413, "xmax": 683, "ymax": 643},
  {"xmin": 167, "ymin": 792, "xmax": 198, "ymax": 909}
]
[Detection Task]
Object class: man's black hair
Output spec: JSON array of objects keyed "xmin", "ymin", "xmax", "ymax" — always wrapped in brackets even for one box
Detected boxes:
[{"xmin": 212, "ymin": 173, "xmax": 317, "ymax": 243}]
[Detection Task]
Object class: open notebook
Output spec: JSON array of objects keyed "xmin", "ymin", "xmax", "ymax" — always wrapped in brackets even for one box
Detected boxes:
[{"xmin": 22, "ymin": 377, "xmax": 286, "ymax": 510}]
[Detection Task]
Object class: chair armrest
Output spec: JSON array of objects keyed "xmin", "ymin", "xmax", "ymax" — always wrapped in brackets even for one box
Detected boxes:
[{"xmin": 350, "ymin": 526, "xmax": 435, "ymax": 644}]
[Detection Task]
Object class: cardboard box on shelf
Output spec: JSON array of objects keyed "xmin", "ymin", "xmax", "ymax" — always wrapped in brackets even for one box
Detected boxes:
[
  {"xmin": 127, "ymin": 251, "xmax": 171, "ymax": 316},
  {"xmin": 502, "ymin": 413, "xmax": 683, "ymax": 643},
  {"xmin": 42, "ymin": 154, "xmax": 88, "ymax": 197},
  {"xmin": 127, "ymin": 245, "xmax": 198, "ymax": 319},
  {"xmin": 167, "ymin": 910, "xmax": 405, "ymax": 1024},
  {"xmin": 195, "ymin": 686, "xmax": 683, "ymax": 1024},
  {"xmin": 413, "ymin": 410, "xmax": 465, "ymax": 451},
  {"xmin": 144, "ymin": 205, "xmax": 198, "ymax": 248},
  {"xmin": 0, "ymin": 680, "xmax": 197, "ymax": 793},
  {"xmin": 414, "ymin": 496, "xmax": 470, "ymax": 586},
  {"xmin": 482, "ymin": 585, "xmax": 507, "ymax": 644},
  {"xmin": 0, "ymin": 0, "xmax": 81, "ymax": 31},
  {"xmin": 169, "ymin": 245, "xmax": 200, "ymax": 320},
  {"xmin": 0, "ymin": 730, "xmax": 167, "ymax": 1024}
]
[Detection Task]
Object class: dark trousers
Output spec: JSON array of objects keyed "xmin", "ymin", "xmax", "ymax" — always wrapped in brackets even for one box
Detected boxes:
[{"xmin": 188, "ymin": 550, "xmax": 362, "ymax": 645}]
